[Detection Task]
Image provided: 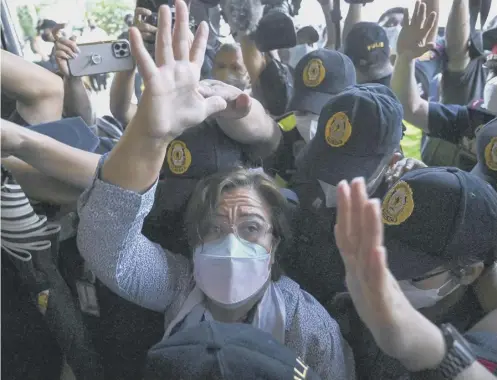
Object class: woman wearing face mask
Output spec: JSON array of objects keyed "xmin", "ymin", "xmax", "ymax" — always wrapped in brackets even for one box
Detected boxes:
[
  {"xmin": 329, "ymin": 168, "xmax": 497, "ymax": 379},
  {"xmin": 76, "ymin": 3, "xmax": 355, "ymax": 379}
]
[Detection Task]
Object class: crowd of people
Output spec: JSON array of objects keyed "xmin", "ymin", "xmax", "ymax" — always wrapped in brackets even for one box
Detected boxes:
[{"xmin": 1, "ymin": 0, "xmax": 497, "ymax": 379}]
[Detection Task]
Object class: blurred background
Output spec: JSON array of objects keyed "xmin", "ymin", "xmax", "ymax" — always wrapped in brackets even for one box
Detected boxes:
[{"xmin": 3, "ymin": 0, "xmax": 496, "ymax": 118}]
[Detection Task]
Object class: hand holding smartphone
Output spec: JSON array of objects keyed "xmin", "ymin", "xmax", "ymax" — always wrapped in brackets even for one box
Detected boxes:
[{"xmin": 67, "ymin": 40, "xmax": 135, "ymax": 77}]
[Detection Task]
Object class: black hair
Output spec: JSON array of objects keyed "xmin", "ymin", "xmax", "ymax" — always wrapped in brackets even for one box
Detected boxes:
[
  {"xmin": 136, "ymin": 0, "xmax": 171, "ymax": 12},
  {"xmin": 378, "ymin": 7, "xmax": 406, "ymax": 23}
]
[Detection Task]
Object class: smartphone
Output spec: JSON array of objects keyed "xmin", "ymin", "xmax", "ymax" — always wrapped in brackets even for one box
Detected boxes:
[{"xmin": 68, "ymin": 40, "xmax": 135, "ymax": 77}]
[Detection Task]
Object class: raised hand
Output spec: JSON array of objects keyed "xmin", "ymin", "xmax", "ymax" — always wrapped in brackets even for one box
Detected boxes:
[
  {"xmin": 128, "ymin": 0, "xmax": 227, "ymax": 142},
  {"xmin": 53, "ymin": 25, "xmax": 79, "ymax": 77},
  {"xmin": 333, "ymin": 178, "xmax": 444, "ymax": 370},
  {"xmin": 396, "ymin": 1, "xmax": 437, "ymax": 60}
]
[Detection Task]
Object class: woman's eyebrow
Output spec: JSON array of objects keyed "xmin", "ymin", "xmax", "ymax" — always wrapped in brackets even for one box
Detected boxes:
[{"xmin": 237, "ymin": 212, "xmax": 267, "ymax": 221}]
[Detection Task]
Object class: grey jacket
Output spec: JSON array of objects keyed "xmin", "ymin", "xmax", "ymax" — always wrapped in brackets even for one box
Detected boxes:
[{"xmin": 76, "ymin": 161, "xmax": 356, "ymax": 380}]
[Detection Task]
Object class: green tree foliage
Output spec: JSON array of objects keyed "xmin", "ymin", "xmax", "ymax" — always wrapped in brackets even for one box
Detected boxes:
[
  {"xmin": 88, "ymin": 0, "xmax": 134, "ymax": 37},
  {"xmin": 16, "ymin": 6, "xmax": 36, "ymax": 39}
]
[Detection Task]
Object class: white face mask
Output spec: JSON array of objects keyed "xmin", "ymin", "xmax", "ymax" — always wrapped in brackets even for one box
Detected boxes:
[
  {"xmin": 398, "ymin": 278, "xmax": 461, "ymax": 309},
  {"xmin": 193, "ymin": 234, "xmax": 271, "ymax": 306},
  {"xmin": 383, "ymin": 25, "xmax": 402, "ymax": 56},
  {"xmin": 483, "ymin": 76, "xmax": 497, "ymax": 114},
  {"xmin": 295, "ymin": 114, "xmax": 319, "ymax": 143}
]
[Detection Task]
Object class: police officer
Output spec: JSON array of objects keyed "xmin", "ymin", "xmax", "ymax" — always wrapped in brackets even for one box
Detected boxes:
[
  {"xmin": 332, "ymin": 169, "xmax": 497, "ymax": 379},
  {"xmin": 281, "ymin": 84, "xmax": 404, "ymax": 304},
  {"xmin": 263, "ymin": 49, "xmax": 357, "ymax": 188},
  {"xmin": 391, "ymin": 1, "xmax": 496, "ymax": 171}
]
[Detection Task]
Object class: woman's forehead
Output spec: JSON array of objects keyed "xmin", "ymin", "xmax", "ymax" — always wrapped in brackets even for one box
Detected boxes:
[{"xmin": 216, "ymin": 188, "xmax": 270, "ymax": 216}]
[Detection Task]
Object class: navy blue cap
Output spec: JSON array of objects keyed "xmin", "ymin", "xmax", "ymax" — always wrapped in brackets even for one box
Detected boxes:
[
  {"xmin": 344, "ymin": 22, "xmax": 393, "ymax": 81},
  {"xmin": 144, "ymin": 321, "xmax": 321, "ymax": 380},
  {"xmin": 26, "ymin": 117, "xmax": 100, "ymax": 152},
  {"xmin": 288, "ymin": 49, "xmax": 356, "ymax": 114},
  {"xmin": 160, "ymin": 122, "xmax": 244, "ymax": 211},
  {"xmin": 293, "ymin": 84, "xmax": 403, "ymax": 193},
  {"xmin": 37, "ymin": 19, "xmax": 57, "ymax": 31},
  {"xmin": 382, "ymin": 167, "xmax": 497, "ymax": 281},
  {"xmin": 471, "ymin": 117, "xmax": 497, "ymax": 190}
]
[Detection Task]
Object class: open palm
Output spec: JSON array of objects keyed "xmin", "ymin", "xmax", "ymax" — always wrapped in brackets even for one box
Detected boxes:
[
  {"xmin": 129, "ymin": 0, "xmax": 227, "ymax": 142},
  {"xmin": 334, "ymin": 179, "xmax": 431, "ymax": 361},
  {"xmin": 396, "ymin": 1, "xmax": 437, "ymax": 60}
]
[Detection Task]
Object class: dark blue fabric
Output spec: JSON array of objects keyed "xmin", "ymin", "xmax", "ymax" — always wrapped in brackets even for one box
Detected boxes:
[
  {"xmin": 26, "ymin": 117, "xmax": 100, "ymax": 152},
  {"xmin": 384, "ymin": 167, "xmax": 497, "ymax": 280},
  {"xmin": 427, "ymin": 103, "xmax": 495, "ymax": 143}
]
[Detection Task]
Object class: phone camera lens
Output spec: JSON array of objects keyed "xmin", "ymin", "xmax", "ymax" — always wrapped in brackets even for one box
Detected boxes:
[{"xmin": 119, "ymin": 50, "xmax": 126, "ymax": 57}]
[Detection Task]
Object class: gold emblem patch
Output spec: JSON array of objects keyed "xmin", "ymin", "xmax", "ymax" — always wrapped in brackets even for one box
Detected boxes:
[
  {"xmin": 324, "ymin": 112, "xmax": 352, "ymax": 147},
  {"xmin": 382, "ymin": 181, "xmax": 414, "ymax": 226},
  {"xmin": 167, "ymin": 140, "xmax": 192, "ymax": 175},
  {"xmin": 302, "ymin": 59, "xmax": 326, "ymax": 88},
  {"xmin": 484, "ymin": 137, "xmax": 497, "ymax": 171}
]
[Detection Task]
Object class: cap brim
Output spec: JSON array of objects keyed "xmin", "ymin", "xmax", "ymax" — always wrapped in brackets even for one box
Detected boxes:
[
  {"xmin": 151, "ymin": 177, "xmax": 199, "ymax": 213},
  {"xmin": 358, "ymin": 62, "xmax": 393, "ymax": 82},
  {"xmin": 471, "ymin": 163, "xmax": 497, "ymax": 190},
  {"xmin": 294, "ymin": 143, "xmax": 387, "ymax": 187},
  {"xmin": 288, "ymin": 90, "xmax": 337, "ymax": 114},
  {"xmin": 26, "ymin": 117, "xmax": 100, "ymax": 152},
  {"xmin": 385, "ymin": 238, "xmax": 447, "ymax": 281}
]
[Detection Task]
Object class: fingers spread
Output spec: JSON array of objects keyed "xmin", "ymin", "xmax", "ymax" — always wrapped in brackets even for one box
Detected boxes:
[
  {"xmin": 172, "ymin": 0, "xmax": 190, "ymax": 61},
  {"xmin": 190, "ymin": 21, "xmax": 208, "ymax": 67},
  {"xmin": 411, "ymin": 1, "xmax": 421, "ymax": 28},
  {"xmin": 417, "ymin": 2, "xmax": 427, "ymax": 30},
  {"xmin": 155, "ymin": 4, "xmax": 173, "ymax": 67},
  {"xmin": 129, "ymin": 27, "xmax": 157, "ymax": 81},
  {"xmin": 422, "ymin": 12, "xmax": 438, "ymax": 39}
]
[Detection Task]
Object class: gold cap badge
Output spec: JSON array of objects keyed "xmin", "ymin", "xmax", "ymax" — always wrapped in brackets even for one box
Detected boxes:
[
  {"xmin": 167, "ymin": 140, "xmax": 192, "ymax": 175},
  {"xmin": 382, "ymin": 181, "xmax": 415, "ymax": 226}
]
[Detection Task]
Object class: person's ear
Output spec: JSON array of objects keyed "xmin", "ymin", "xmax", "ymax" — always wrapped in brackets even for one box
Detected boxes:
[
  {"xmin": 389, "ymin": 152, "xmax": 403, "ymax": 168},
  {"xmin": 460, "ymin": 262, "xmax": 485, "ymax": 285}
]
